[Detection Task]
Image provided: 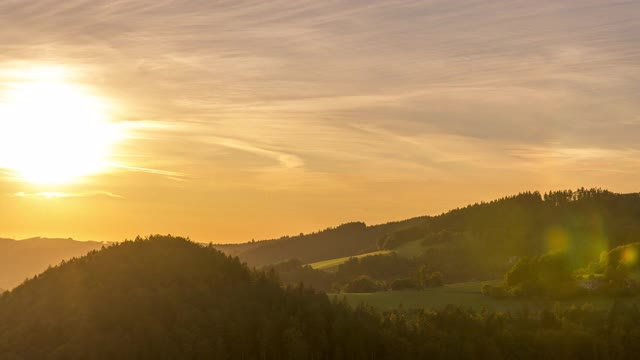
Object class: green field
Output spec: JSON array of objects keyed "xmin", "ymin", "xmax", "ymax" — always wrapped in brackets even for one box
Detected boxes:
[
  {"xmin": 308, "ymin": 250, "xmax": 392, "ymax": 270},
  {"xmin": 331, "ymin": 280, "xmax": 640, "ymax": 312},
  {"xmin": 308, "ymin": 240, "xmax": 424, "ymax": 271}
]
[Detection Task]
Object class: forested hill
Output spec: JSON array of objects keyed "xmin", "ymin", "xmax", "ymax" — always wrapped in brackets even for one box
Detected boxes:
[
  {"xmin": 212, "ymin": 217, "xmax": 427, "ymax": 267},
  {"xmin": 214, "ymin": 189, "xmax": 640, "ymax": 271},
  {"xmin": 0, "ymin": 237, "xmax": 104, "ymax": 289},
  {"xmin": 386, "ymin": 189, "xmax": 640, "ymax": 262},
  {"xmin": 0, "ymin": 236, "xmax": 408, "ymax": 359},
  {"xmin": 414, "ymin": 189, "xmax": 640, "ymax": 251}
]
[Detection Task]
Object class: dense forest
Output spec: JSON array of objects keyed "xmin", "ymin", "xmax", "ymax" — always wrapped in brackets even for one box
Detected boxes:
[
  {"xmin": 0, "ymin": 236, "xmax": 393, "ymax": 359},
  {"xmin": 1, "ymin": 236, "xmax": 640, "ymax": 359}
]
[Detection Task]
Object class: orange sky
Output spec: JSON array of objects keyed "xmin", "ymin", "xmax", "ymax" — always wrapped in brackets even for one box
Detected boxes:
[{"xmin": 1, "ymin": 1, "xmax": 639, "ymax": 243}]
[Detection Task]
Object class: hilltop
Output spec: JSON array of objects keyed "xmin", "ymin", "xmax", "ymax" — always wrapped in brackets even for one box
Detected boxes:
[{"xmin": 0, "ymin": 235, "xmax": 410, "ymax": 359}]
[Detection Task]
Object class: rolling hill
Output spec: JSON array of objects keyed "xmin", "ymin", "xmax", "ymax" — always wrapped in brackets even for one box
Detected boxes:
[
  {"xmin": 212, "ymin": 217, "xmax": 428, "ymax": 267},
  {"xmin": 4, "ymin": 188, "xmax": 639, "ymax": 294},
  {"xmin": 217, "ymin": 189, "xmax": 640, "ymax": 289},
  {"xmin": 0, "ymin": 236, "xmax": 407, "ymax": 359}
]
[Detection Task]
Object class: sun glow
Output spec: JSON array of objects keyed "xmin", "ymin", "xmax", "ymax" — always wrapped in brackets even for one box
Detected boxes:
[{"xmin": 0, "ymin": 67, "xmax": 121, "ymax": 184}]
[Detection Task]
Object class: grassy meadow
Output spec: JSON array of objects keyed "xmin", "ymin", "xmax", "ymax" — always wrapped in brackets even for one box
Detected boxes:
[
  {"xmin": 307, "ymin": 239, "xmax": 424, "ymax": 271},
  {"xmin": 308, "ymin": 250, "xmax": 393, "ymax": 270},
  {"xmin": 332, "ymin": 280, "xmax": 640, "ymax": 312}
]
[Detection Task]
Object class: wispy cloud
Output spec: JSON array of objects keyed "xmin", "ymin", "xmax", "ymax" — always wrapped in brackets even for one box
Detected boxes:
[
  {"xmin": 205, "ymin": 136, "xmax": 304, "ymax": 169},
  {"xmin": 111, "ymin": 164, "xmax": 185, "ymax": 178},
  {"xmin": 507, "ymin": 146, "xmax": 640, "ymax": 174},
  {"xmin": 14, "ymin": 190, "xmax": 123, "ymax": 199}
]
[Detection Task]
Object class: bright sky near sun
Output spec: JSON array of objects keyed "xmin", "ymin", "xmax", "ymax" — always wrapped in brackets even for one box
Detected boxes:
[
  {"xmin": 0, "ymin": 67, "xmax": 122, "ymax": 184},
  {"xmin": 0, "ymin": 1, "xmax": 639, "ymax": 243}
]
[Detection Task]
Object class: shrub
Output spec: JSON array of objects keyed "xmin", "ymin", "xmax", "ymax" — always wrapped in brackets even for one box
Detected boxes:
[
  {"xmin": 342, "ymin": 275, "xmax": 383, "ymax": 293},
  {"xmin": 505, "ymin": 253, "xmax": 573, "ymax": 297}
]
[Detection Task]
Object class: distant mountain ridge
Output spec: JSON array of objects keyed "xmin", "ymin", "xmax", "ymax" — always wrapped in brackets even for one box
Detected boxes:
[{"xmin": 0, "ymin": 237, "xmax": 106, "ymax": 289}]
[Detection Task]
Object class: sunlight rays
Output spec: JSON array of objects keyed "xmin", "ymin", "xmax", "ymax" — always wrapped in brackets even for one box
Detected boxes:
[{"xmin": 0, "ymin": 66, "xmax": 122, "ymax": 184}]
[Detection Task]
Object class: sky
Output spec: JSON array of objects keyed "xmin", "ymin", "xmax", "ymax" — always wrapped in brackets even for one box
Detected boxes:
[{"xmin": 0, "ymin": 0, "xmax": 639, "ymax": 243}]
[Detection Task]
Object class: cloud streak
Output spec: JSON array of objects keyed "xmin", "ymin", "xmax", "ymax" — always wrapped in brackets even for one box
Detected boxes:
[{"xmin": 14, "ymin": 190, "xmax": 123, "ymax": 199}]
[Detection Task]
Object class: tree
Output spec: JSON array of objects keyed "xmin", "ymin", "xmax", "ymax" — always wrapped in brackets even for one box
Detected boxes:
[
  {"xmin": 504, "ymin": 253, "xmax": 575, "ymax": 298},
  {"xmin": 342, "ymin": 275, "xmax": 383, "ymax": 293}
]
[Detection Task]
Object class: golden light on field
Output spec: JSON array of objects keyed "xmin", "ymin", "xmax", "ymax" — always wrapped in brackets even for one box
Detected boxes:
[{"xmin": 0, "ymin": 67, "xmax": 121, "ymax": 184}]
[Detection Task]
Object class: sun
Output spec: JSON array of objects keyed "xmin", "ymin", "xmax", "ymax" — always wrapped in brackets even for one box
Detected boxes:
[{"xmin": 0, "ymin": 67, "xmax": 120, "ymax": 184}]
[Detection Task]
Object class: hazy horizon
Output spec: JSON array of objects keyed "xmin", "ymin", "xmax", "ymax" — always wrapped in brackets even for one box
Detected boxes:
[{"xmin": 1, "ymin": 1, "xmax": 639, "ymax": 243}]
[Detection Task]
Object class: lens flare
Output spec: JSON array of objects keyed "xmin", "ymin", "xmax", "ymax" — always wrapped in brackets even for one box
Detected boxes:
[
  {"xmin": 621, "ymin": 246, "xmax": 638, "ymax": 267},
  {"xmin": 545, "ymin": 227, "xmax": 570, "ymax": 253}
]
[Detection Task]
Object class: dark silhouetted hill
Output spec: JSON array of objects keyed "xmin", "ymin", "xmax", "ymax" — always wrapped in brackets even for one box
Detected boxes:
[{"xmin": 0, "ymin": 235, "xmax": 407, "ymax": 359}]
